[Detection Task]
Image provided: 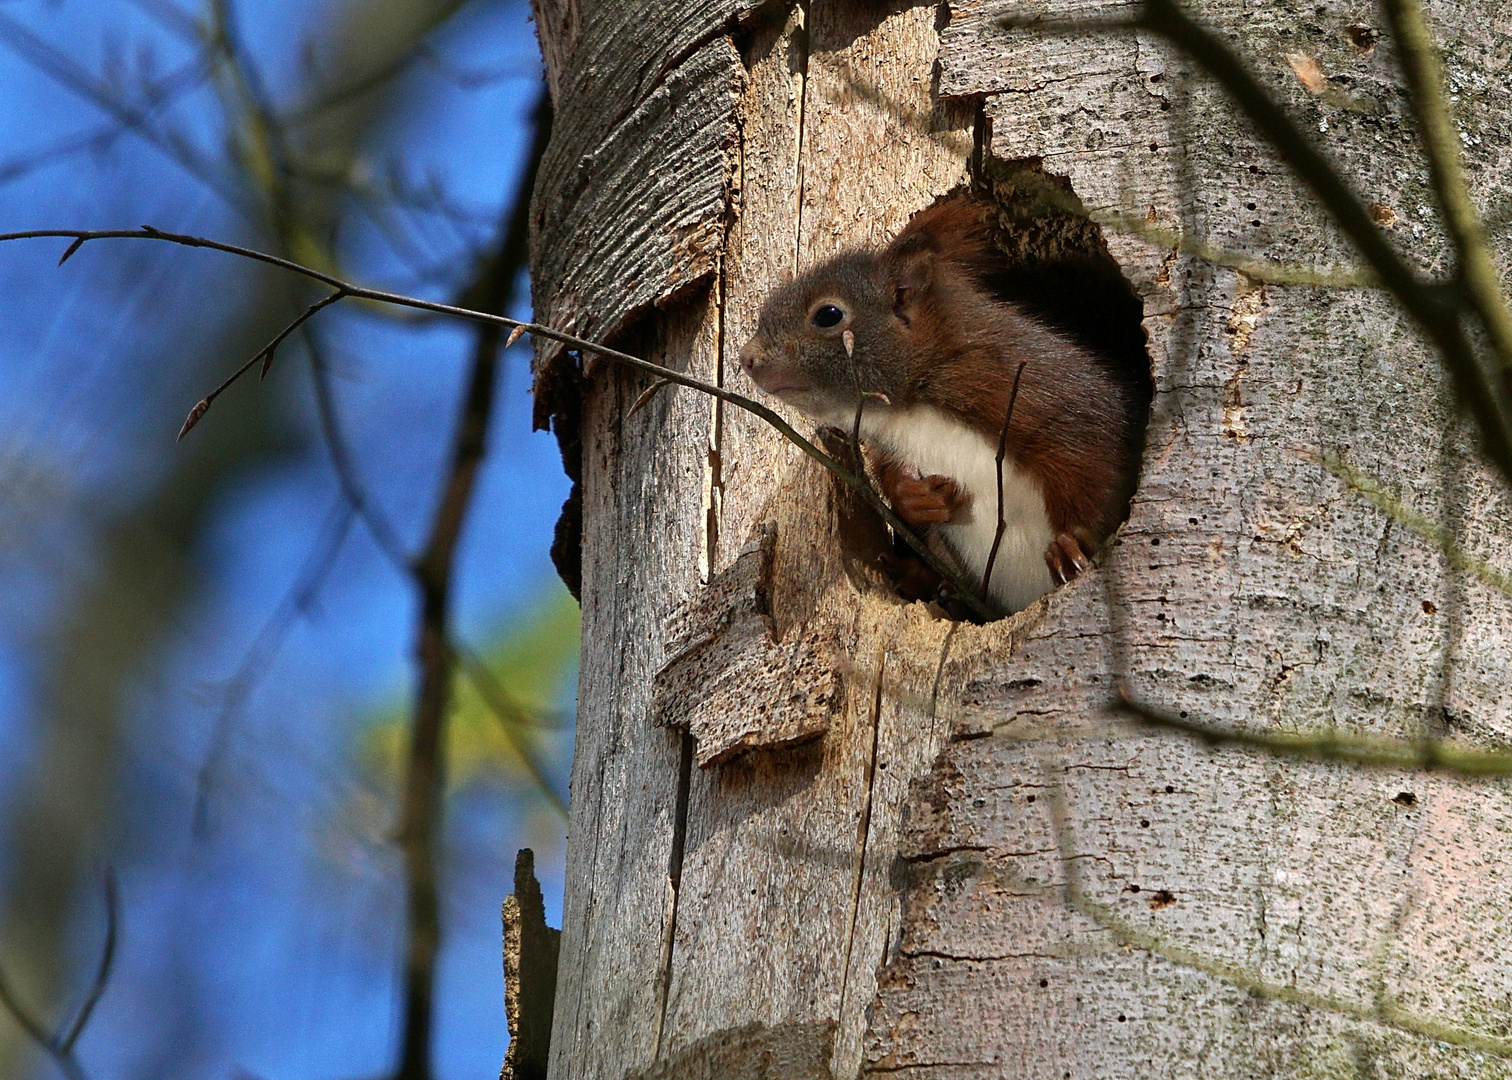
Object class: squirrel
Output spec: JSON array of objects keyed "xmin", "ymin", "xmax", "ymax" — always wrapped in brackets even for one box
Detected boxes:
[{"xmin": 736, "ymin": 192, "xmax": 1145, "ymax": 615}]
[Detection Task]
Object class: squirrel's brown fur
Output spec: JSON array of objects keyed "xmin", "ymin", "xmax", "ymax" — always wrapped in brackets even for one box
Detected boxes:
[{"xmin": 738, "ymin": 192, "xmax": 1146, "ymax": 610}]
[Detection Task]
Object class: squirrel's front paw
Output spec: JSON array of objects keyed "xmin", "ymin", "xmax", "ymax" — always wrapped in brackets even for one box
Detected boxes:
[
  {"xmin": 882, "ymin": 463, "xmax": 967, "ymax": 525},
  {"xmin": 1044, "ymin": 532, "xmax": 1094, "ymax": 585}
]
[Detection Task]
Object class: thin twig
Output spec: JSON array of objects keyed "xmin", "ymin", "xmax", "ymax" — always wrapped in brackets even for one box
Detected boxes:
[
  {"xmin": 193, "ymin": 501, "xmax": 356, "ymax": 836},
  {"xmin": 300, "ymin": 324, "xmax": 412, "ymax": 570},
  {"xmin": 0, "ymin": 52, "xmax": 211, "ymax": 188},
  {"xmin": 0, "ymin": 227, "xmax": 998, "ymax": 619},
  {"xmin": 0, "ymin": 12, "xmax": 249, "ymax": 215},
  {"xmin": 982, "ymin": 362, "xmax": 1027, "ymax": 595},
  {"xmin": 0, "ymin": 869, "xmax": 120, "ymax": 1080},
  {"xmin": 59, "ymin": 869, "xmax": 118, "ymax": 1055},
  {"xmin": 178, "ymin": 288, "xmax": 346, "ymax": 439}
]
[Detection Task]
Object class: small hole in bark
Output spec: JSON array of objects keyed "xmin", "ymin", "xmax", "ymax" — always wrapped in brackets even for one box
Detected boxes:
[
  {"xmin": 1394, "ymin": 791, "xmax": 1417, "ymax": 806},
  {"xmin": 1150, "ymin": 537, "xmax": 1160, "ymax": 545},
  {"xmin": 1148, "ymin": 889, "xmax": 1176, "ymax": 909},
  {"xmin": 1140, "ymin": 819, "xmax": 1150, "ymax": 828},
  {"xmin": 1249, "ymin": 164, "xmax": 1260, "ymax": 174},
  {"xmin": 1246, "ymin": 202, "xmax": 1257, "ymax": 210},
  {"xmin": 1165, "ymin": 784, "xmax": 1174, "ymax": 793},
  {"xmin": 1346, "ymin": 23, "xmax": 1379, "ymax": 51},
  {"xmin": 1040, "ymin": 978, "xmax": 1049, "ymax": 987},
  {"xmin": 1118, "ymin": 1014, "xmax": 1127, "ymax": 1023},
  {"xmin": 1027, "ymin": 794, "xmax": 1037, "ymax": 803},
  {"xmin": 1148, "ymin": 142, "xmax": 1159, "ymax": 152},
  {"xmin": 1179, "ymin": 711, "xmax": 1188, "ymax": 718},
  {"xmin": 1422, "ymin": 599, "xmax": 1437, "ymax": 614}
]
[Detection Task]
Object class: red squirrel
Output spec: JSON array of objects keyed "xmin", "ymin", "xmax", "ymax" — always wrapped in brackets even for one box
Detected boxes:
[{"xmin": 736, "ymin": 193, "xmax": 1144, "ymax": 614}]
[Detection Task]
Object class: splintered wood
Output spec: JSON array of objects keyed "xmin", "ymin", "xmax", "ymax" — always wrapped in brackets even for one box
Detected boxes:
[{"xmin": 651, "ymin": 526, "xmax": 841, "ymax": 767}]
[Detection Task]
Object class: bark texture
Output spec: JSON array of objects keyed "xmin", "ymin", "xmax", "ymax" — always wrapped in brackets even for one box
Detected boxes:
[{"xmin": 530, "ymin": 0, "xmax": 1512, "ymax": 1076}]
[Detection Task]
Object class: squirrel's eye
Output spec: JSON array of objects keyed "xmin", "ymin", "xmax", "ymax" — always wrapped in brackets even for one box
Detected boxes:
[{"xmin": 811, "ymin": 304, "xmax": 845, "ymax": 328}]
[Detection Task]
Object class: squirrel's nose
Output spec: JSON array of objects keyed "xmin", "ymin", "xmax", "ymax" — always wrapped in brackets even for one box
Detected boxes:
[{"xmin": 737, "ymin": 341, "xmax": 763, "ymax": 379}]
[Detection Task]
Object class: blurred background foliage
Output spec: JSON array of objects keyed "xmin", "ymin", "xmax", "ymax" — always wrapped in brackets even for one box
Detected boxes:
[{"xmin": 0, "ymin": 0, "xmax": 572, "ymax": 1078}]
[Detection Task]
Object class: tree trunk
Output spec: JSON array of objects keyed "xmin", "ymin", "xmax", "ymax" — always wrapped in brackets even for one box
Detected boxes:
[{"xmin": 528, "ymin": 0, "xmax": 1512, "ymax": 1076}]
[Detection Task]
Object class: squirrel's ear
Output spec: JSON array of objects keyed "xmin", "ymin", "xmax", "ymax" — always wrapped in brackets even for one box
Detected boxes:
[{"xmin": 889, "ymin": 241, "xmax": 935, "ymax": 322}]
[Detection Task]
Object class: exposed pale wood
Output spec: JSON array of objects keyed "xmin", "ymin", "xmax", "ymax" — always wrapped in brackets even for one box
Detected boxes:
[
  {"xmin": 652, "ymin": 6, "xmax": 976, "ymax": 1079},
  {"xmin": 544, "ymin": 299, "xmax": 719, "ymax": 1079}
]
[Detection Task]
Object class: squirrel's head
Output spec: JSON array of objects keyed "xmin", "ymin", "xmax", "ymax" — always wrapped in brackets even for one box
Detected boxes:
[{"xmin": 737, "ymin": 240, "xmax": 945, "ymax": 424}]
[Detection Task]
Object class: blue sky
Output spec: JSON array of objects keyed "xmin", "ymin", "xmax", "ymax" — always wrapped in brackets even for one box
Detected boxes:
[{"xmin": 0, "ymin": 1, "xmax": 572, "ymax": 1077}]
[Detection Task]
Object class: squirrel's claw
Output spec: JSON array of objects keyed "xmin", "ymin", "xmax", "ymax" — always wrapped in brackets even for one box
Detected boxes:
[{"xmin": 1044, "ymin": 532, "xmax": 1094, "ymax": 585}]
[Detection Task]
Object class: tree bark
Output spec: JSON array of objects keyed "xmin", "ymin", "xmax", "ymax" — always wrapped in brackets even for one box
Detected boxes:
[{"xmin": 529, "ymin": 0, "xmax": 1512, "ymax": 1076}]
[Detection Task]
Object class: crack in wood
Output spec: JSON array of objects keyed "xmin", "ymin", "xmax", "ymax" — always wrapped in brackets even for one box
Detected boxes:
[
  {"xmin": 837, "ymin": 645, "xmax": 888, "ymax": 1054},
  {"xmin": 653, "ymin": 730, "xmax": 696, "ymax": 1058}
]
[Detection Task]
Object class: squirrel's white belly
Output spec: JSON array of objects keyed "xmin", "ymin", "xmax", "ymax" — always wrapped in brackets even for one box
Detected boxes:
[{"xmin": 860, "ymin": 403, "xmax": 1055, "ymax": 613}]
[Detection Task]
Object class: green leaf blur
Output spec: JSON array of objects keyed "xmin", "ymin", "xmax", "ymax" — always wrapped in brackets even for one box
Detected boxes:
[{"xmin": 360, "ymin": 581, "xmax": 579, "ymax": 795}]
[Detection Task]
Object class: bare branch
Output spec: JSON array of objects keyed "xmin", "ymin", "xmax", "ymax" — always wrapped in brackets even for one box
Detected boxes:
[
  {"xmin": 283, "ymin": 0, "xmax": 477, "ymax": 124},
  {"xmin": 0, "ymin": 869, "xmax": 120, "ymax": 1080},
  {"xmin": 194, "ymin": 501, "xmax": 356, "ymax": 836},
  {"xmin": 177, "ymin": 288, "xmax": 347, "ymax": 438},
  {"xmin": 0, "ymin": 12, "xmax": 249, "ymax": 214},
  {"xmin": 0, "ymin": 227, "xmax": 999, "ymax": 619},
  {"xmin": 1044, "ymin": 769, "xmax": 1512, "ymax": 1056},
  {"xmin": 1131, "ymin": 0, "xmax": 1512, "ymax": 482},
  {"xmin": 300, "ymin": 323, "xmax": 412, "ymax": 570},
  {"xmin": 1324, "ymin": 452, "xmax": 1512, "ymax": 600},
  {"xmin": 0, "ymin": 966, "xmax": 56, "ymax": 1071},
  {"xmin": 396, "ymin": 88, "xmax": 550, "ymax": 1080},
  {"xmin": 0, "ymin": 52, "xmax": 211, "ymax": 189},
  {"xmin": 997, "ymin": 0, "xmax": 1512, "ymax": 484},
  {"xmin": 1092, "ymin": 209, "xmax": 1380, "ymax": 288},
  {"xmin": 59, "ymin": 870, "xmax": 118, "ymax": 1054}
]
